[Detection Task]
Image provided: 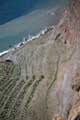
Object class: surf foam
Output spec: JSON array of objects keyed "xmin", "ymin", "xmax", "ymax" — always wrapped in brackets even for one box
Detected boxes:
[{"xmin": 0, "ymin": 27, "xmax": 53, "ymax": 57}]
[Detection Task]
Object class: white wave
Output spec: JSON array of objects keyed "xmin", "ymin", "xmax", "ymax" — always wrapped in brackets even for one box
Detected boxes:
[
  {"xmin": 27, "ymin": 28, "xmax": 48, "ymax": 42},
  {"xmin": 0, "ymin": 50, "xmax": 10, "ymax": 57},
  {"xmin": 51, "ymin": 12, "xmax": 55, "ymax": 16},
  {"xmin": 0, "ymin": 27, "xmax": 53, "ymax": 57},
  {"xmin": 15, "ymin": 28, "xmax": 48, "ymax": 50}
]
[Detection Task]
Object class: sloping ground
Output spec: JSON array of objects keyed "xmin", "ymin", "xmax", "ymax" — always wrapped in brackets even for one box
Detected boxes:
[
  {"xmin": 0, "ymin": 1, "xmax": 80, "ymax": 120},
  {"xmin": 0, "ymin": 23, "xmax": 77, "ymax": 120}
]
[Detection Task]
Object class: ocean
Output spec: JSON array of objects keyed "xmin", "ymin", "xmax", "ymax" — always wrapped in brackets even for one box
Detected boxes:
[{"xmin": 0, "ymin": 0, "xmax": 67, "ymax": 52}]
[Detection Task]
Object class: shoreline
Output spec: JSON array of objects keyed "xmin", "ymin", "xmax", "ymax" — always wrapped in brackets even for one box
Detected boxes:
[
  {"xmin": 0, "ymin": 6, "xmax": 64, "ymax": 57},
  {"xmin": 0, "ymin": 26, "xmax": 54, "ymax": 57}
]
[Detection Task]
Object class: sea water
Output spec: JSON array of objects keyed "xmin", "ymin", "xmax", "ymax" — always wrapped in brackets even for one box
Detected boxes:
[{"xmin": 0, "ymin": 0, "xmax": 67, "ymax": 52}]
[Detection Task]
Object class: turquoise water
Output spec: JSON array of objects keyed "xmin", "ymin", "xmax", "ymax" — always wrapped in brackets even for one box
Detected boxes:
[
  {"xmin": 0, "ymin": 0, "xmax": 67, "ymax": 52},
  {"xmin": 0, "ymin": 0, "xmax": 67, "ymax": 25}
]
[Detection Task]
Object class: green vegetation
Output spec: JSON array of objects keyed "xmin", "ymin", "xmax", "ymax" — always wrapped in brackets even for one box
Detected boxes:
[
  {"xmin": 0, "ymin": 62, "xmax": 21, "ymax": 120},
  {"xmin": 25, "ymin": 77, "xmax": 43, "ymax": 109}
]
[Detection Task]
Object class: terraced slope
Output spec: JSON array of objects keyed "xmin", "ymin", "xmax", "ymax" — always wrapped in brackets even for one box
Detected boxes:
[{"xmin": 0, "ymin": 22, "xmax": 77, "ymax": 120}]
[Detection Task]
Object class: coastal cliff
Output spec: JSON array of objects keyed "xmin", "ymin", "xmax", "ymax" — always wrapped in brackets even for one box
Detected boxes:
[{"xmin": 0, "ymin": 0, "xmax": 80, "ymax": 120}]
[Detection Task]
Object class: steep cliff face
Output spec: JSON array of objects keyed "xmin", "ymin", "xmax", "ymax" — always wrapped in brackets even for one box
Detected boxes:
[
  {"xmin": 69, "ymin": 0, "xmax": 80, "ymax": 17},
  {"xmin": 69, "ymin": 0, "xmax": 80, "ymax": 30},
  {"xmin": 0, "ymin": 1, "xmax": 80, "ymax": 120}
]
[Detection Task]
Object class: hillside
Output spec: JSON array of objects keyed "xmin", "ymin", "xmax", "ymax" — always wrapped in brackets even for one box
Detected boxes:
[{"xmin": 0, "ymin": 0, "xmax": 80, "ymax": 120}]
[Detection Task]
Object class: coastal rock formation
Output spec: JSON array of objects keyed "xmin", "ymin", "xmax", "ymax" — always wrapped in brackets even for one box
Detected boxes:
[{"xmin": 0, "ymin": 0, "xmax": 80, "ymax": 120}]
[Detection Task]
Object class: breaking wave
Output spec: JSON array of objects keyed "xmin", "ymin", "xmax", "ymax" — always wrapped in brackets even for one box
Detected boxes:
[{"xmin": 0, "ymin": 27, "xmax": 53, "ymax": 57}]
